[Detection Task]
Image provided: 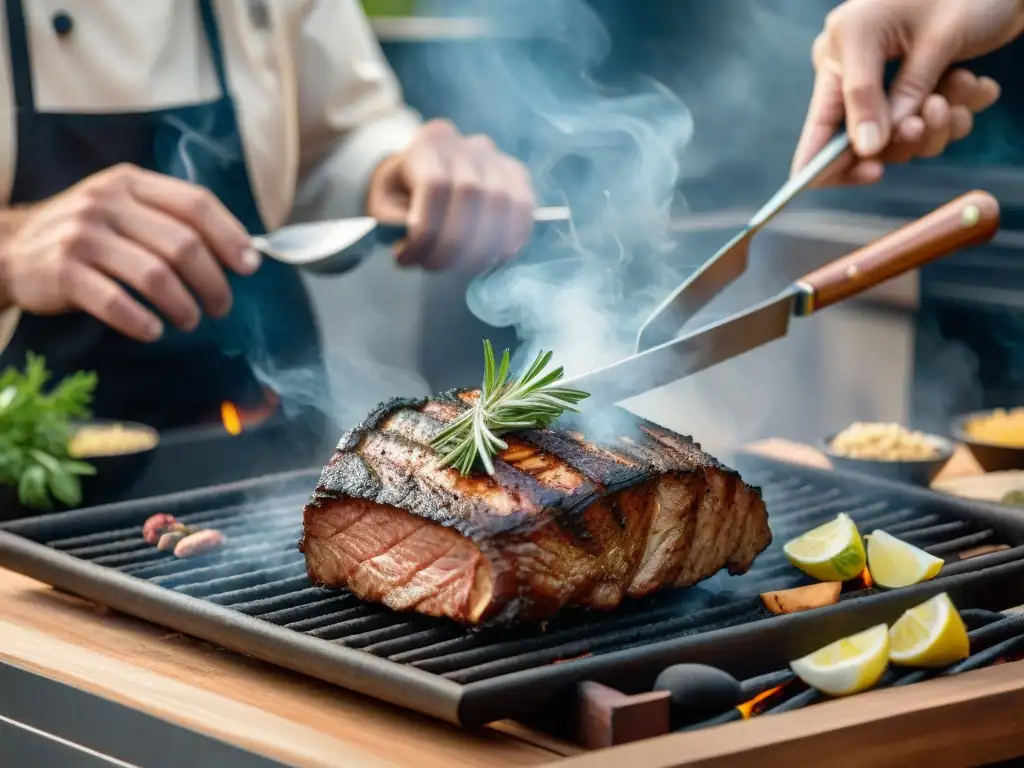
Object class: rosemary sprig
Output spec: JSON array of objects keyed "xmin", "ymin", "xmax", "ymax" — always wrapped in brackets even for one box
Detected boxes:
[{"xmin": 430, "ymin": 340, "xmax": 589, "ymax": 476}]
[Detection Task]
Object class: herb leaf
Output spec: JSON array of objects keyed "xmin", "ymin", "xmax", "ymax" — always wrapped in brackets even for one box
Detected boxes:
[
  {"xmin": 430, "ymin": 340, "xmax": 589, "ymax": 476},
  {"xmin": 18, "ymin": 464, "xmax": 49, "ymax": 510},
  {"xmin": 0, "ymin": 353, "xmax": 97, "ymax": 510}
]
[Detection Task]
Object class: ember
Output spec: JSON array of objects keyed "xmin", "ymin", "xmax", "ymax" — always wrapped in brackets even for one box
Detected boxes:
[
  {"xmin": 220, "ymin": 401, "xmax": 242, "ymax": 436},
  {"xmin": 736, "ymin": 680, "xmax": 795, "ymax": 719},
  {"xmin": 554, "ymin": 653, "xmax": 593, "ymax": 665},
  {"xmin": 994, "ymin": 653, "xmax": 1024, "ymax": 665},
  {"xmin": 859, "ymin": 567, "xmax": 874, "ymax": 589}
]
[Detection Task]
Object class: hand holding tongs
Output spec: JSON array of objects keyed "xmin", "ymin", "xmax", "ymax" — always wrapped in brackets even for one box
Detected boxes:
[
  {"xmin": 635, "ymin": 132, "xmax": 853, "ymax": 353},
  {"xmin": 564, "ymin": 189, "xmax": 1001, "ymax": 407}
]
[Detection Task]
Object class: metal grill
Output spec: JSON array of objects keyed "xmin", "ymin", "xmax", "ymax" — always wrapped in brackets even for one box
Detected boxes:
[
  {"xmin": 3, "ymin": 454, "xmax": 1024, "ymax": 727},
  {"xmin": 682, "ymin": 608, "xmax": 1024, "ymax": 731}
]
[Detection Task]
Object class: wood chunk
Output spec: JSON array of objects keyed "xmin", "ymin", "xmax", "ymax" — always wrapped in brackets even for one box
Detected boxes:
[
  {"xmin": 959, "ymin": 544, "xmax": 1010, "ymax": 560},
  {"xmin": 575, "ymin": 681, "xmax": 671, "ymax": 749},
  {"xmin": 761, "ymin": 582, "xmax": 842, "ymax": 615}
]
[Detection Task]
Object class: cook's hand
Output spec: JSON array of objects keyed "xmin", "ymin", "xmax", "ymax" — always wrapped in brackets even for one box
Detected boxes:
[
  {"xmin": 791, "ymin": 0, "xmax": 1024, "ymax": 185},
  {"xmin": 366, "ymin": 119, "xmax": 536, "ymax": 271},
  {"xmin": 0, "ymin": 164, "xmax": 260, "ymax": 342}
]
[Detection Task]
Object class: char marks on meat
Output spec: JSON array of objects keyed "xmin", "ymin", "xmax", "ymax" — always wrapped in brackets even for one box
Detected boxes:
[{"xmin": 299, "ymin": 391, "xmax": 771, "ymax": 625}]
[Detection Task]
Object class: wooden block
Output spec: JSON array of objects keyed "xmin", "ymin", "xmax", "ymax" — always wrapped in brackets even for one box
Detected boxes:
[{"xmin": 575, "ymin": 681, "xmax": 671, "ymax": 750}]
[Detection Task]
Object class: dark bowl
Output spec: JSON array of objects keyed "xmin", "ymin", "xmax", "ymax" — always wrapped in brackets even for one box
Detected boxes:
[
  {"xmin": 0, "ymin": 420, "xmax": 159, "ymax": 521},
  {"xmin": 951, "ymin": 410, "xmax": 1024, "ymax": 473},
  {"xmin": 71, "ymin": 419, "xmax": 160, "ymax": 503},
  {"xmin": 821, "ymin": 432, "xmax": 955, "ymax": 488}
]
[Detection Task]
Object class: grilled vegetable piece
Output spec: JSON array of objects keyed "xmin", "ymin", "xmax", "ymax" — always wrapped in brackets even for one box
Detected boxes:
[{"xmin": 761, "ymin": 582, "xmax": 842, "ymax": 615}]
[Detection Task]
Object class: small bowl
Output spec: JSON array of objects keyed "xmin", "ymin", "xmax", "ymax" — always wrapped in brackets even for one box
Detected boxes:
[
  {"xmin": 822, "ymin": 432, "xmax": 955, "ymax": 488},
  {"xmin": 951, "ymin": 410, "xmax": 1024, "ymax": 473},
  {"xmin": 70, "ymin": 419, "xmax": 160, "ymax": 506}
]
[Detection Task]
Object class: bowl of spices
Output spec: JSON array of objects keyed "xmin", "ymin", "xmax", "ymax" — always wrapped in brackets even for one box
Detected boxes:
[
  {"xmin": 823, "ymin": 422, "xmax": 954, "ymax": 487},
  {"xmin": 952, "ymin": 408, "xmax": 1024, "ymax": 472}
]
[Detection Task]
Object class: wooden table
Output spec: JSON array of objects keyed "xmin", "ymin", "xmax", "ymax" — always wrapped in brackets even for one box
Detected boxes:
[
  {"xmin": 1, "ymin": 441, "xmax": 1021, "ymax": 767},
  {"xmin": 0, "ymin": 566, "xmax": 574, "ymax": 767}
]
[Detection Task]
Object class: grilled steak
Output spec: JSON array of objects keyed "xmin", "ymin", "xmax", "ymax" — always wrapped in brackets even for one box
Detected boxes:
[{"xmin": 300, "ymin": 391, "xmax": 772, "ymax": 625}]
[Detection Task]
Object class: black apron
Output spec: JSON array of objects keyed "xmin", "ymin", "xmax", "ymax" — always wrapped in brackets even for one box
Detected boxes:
[{"xmin": 1, "ymin": 0, "xmax": 325, "ymax": 432}]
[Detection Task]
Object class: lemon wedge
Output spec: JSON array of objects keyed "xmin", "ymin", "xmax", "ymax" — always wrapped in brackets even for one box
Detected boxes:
[
  {"xmin": 783, "ymin": 512, "xmax": 866, "ymax": 581},
  {"xmin": 866, "ymin": 529, "xmax": 944, "ymax": 589},
  {"xmin": 789, "ymin": 624, "xmax": 890, "ymax": 696},
  {"xmin": 889, "ymin": 592, "xmax": 970, "ymax": 668}
]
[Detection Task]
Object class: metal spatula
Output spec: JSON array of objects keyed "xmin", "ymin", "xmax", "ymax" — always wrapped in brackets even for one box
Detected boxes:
[{"xmin": 253, "ymin": 206, "xmax": 571, "ymax": 275}]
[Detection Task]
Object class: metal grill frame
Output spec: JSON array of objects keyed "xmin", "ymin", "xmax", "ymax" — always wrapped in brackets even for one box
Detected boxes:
[{"xmin": 3, "ymin": 455, "xmax": 1024, "ymax": 727}]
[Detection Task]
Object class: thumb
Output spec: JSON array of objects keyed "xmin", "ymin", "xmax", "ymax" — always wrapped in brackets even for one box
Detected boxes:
[
  {"xmin": 888, "ymin": 28, "xmax": 962, "ymax": 123},
  {"xmin": 838, "ymin": 31, "xmax": 889, "ymax": 157},
  {"xmin": 365, "ymin": 155, "xmax": 411, "ymax": 223}
]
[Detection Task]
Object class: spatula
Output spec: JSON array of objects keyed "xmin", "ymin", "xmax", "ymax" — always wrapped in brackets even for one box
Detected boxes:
[{"xmin": 253, "ymin": 206, "xmax": 571, "ymax": 274}]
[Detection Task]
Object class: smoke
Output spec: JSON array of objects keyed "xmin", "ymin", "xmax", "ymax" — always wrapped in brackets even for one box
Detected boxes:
[
  {"xmin": 410, "ymin": 0, "xmax": 998, "ymax": 451},
  {"xmin": 402, "ymin": 0, "xmax": 837, "ymax": 449},
  {"xmin": 459, "ymin": 0, "xmax": 697, "ymax": 377},
  {"xmin": 175, "ymin": 0, "xmax": 992, "ymax": 460}
]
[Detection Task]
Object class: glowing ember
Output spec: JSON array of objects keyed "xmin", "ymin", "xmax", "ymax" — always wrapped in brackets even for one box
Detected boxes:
[
  {"xmin": 736, "ymin": 682, "xmax": 791, "ymax": 719},
  {"xmin": 221, "ymin": 401, "xmax": 242, "ymax": 436},
  {"xmin": 553, "ymin": 653, "xmax": 592, "ymax": 665},
  {"xmin": 995, "ymin": 653, "xmax": 1024, "ymax": 665},
  {"xmin": 859, "ymin": 567, "xmax": 873, "ymax": 589}
]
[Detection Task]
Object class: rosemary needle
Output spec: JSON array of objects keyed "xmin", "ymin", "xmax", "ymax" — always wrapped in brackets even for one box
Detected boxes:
[{"xmin": 430, "ymin": 340, "xmax": 590, "ymax": 476}]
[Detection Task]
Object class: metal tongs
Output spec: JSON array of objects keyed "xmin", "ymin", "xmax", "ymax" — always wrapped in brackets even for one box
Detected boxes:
[
  {"xmin": 635, "ymin": 131, "xmax": 854, "ymax": 352},
  {"xmin": 563, "ymin": 133, "xmax": 1001, "ymax": 406}
]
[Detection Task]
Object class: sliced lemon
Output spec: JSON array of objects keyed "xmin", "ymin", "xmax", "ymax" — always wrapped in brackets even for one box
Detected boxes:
[
  {"xmin": 783, "ymin": 512, "xmax": 866, "ymax": 581},
  {"xmin": 866, "ymin": 529, "xmax": 944, "ymax": 589},
  {"xmin": 789, "ymin": 624, "xmax": 890, "ymax": 696},
  {"xmin": 889, "ymin": 592, "xmax": 970, "ymax": 668}
]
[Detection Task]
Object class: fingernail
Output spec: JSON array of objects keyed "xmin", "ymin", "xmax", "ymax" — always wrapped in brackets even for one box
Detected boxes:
[
  {"xmin": 241, "ymin": 247, "xmax": 262, "ymax": 273},
  {"xmin": 146, "ymin": 319, "xmax": 164, "ymax": 341},
  {"xmin": 214, "ymin": 295, "xmax": 233, "ymax": 319},
  {"xmin": 856, "ymin": 122, "xmax": 882, "ymax": 155},
  {"xmin": 890, "ymin": 95, "xmax": 917, "ymax": 123}
]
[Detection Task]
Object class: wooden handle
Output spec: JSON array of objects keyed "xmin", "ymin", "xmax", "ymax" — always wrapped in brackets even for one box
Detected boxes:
[{"xmin": 795, "ymin": 191, "xmax": 1000, "ymax": 314}]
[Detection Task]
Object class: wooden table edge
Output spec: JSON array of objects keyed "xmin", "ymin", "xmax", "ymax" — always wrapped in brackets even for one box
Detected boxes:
[{"xmin": 0, "ymin": 570, "xmax": 562, "ymax": 768}]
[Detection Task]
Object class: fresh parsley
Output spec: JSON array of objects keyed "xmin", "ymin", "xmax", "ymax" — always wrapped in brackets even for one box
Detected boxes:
[
  {"xmin": 430, "ymin": 340, "xmax": 589, "ymax": 476},
  {"xmin": 0, "ymin": 353, "xmax": 97, "ymax": 510}
]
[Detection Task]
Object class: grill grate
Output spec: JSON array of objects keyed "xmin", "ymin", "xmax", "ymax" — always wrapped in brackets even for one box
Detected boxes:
[
  {"xmin": 3, "ymin": 454, "xmax": 1024, "ymax": 727},
  {"xmin": 682, "ymin": 608, "xmax": 1024, "ymax": 731}
]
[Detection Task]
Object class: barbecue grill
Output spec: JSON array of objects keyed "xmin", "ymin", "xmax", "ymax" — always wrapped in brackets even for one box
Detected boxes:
[{"xmin": 3, "ymin": 455, "xmax": 1024, "ymax": 738}]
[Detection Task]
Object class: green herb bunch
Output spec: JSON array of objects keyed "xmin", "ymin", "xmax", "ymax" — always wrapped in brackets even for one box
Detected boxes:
[
  {"xmin": 430, "ymin": 340, "xmax": 589, "ymax": 476},
  {"xmin": 0, "ymin": 353, "xmax": 97, "ymax": 510}
]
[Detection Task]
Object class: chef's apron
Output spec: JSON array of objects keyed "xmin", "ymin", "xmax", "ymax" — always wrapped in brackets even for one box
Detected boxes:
[{"xmin": 0, "ymin": 0, "xmax": 325, "ymax": 432}]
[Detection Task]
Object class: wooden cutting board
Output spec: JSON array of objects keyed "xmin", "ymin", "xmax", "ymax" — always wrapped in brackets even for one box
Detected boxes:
[{"xmin": 932, "ymin": 471, "xmax": 1024, "ymax": 504}]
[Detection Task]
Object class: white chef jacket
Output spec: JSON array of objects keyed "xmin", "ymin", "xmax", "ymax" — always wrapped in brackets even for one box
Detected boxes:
[{"xmin": 0, "ymin": 0, "xmax": 423, "ymax": 229}]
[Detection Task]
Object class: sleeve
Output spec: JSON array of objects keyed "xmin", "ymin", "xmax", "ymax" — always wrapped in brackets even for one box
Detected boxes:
[{"xmin": 289, "ymin": 0, "xmax": 422, "ymax": 223}]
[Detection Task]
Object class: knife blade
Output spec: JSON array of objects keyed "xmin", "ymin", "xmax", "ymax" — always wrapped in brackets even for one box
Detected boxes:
[
  {"xmin": 564, "ymin": 291, "xmax": 797, "ymax": 408},
  {"xmin": 565, "ymin": 190, "xmax": 1000, "ymax": 409},
  {"xmin": 633, "ymin": 131, "xmax": 852, "ymax": 353}
]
